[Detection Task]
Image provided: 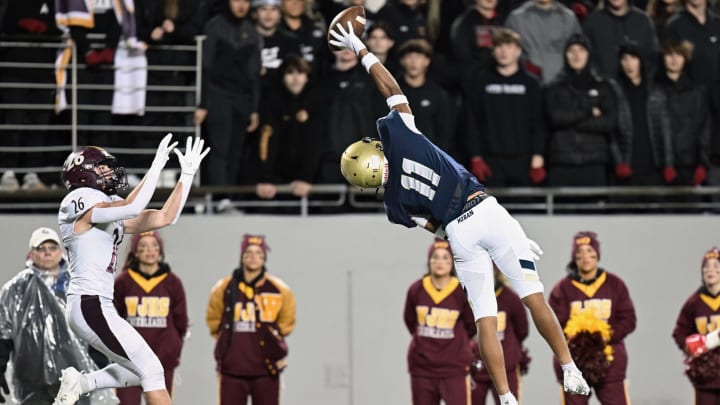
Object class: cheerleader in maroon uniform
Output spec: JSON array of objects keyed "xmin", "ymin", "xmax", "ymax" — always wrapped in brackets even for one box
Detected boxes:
[
  {"xmin": 548, "ymin": 232, "xmax": 637, "ymax": 405},
  {"xmin": 404, "ymin": 239, "xmax": 477, "ymax": 405},
  {"xmin": 472, "ymin": 268, "xmax": 530, "ymax": 405},
  {"xmin": 113, "ymin": 231, "xmax": 188, "ymax": 404},
  {"xmin": 673, "ymin": 247, "xmax": 720, "ymax": 404}
]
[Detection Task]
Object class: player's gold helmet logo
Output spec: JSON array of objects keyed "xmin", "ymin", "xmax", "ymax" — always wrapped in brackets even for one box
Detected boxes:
[{"xmin": 340, "ymin": 137, "xmax": 385, "ymax": 188}]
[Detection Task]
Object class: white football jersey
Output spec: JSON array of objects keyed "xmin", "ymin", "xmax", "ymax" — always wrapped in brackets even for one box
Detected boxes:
[{"xmin": 58, "ymin": 187, "xmax": 124, "ymax": 299}]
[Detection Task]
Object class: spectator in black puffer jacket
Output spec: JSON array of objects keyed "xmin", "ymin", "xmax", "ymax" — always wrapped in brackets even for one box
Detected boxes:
[
  {"xmin": 545, "ymin": 34, "xmax": 619, "ymax": 187},
  {"xmin": 195, "ymin": 0, "xmax": 262, "ymax": 187},
  {"xmin": 654, "ymin": 40, "xmax": 711, "ymax": 186},
  {"xmin": 610, "ymin": 41, "xmax": 676, "ymax": 186}
]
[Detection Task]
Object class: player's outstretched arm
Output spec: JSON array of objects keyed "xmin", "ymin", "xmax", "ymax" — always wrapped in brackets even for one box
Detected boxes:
[
  {"xmin": 124, "ymin": 137, "xmax": 210, "ymax": 234},
  {"xmin": 329, "ymin": 22, "xmax": 411, "ymax": 114}
]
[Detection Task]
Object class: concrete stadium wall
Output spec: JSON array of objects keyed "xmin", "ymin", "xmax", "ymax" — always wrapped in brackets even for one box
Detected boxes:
[{"xmin": 0, "ymin": 213, "xmax": 713, "ymax": 405}]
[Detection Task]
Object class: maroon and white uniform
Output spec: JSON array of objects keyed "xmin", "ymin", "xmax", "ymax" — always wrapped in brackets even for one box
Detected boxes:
[
  {"xmin": 59, "ymin": 187, "xmax": 166, "ymax": 391},
  {"xmin": 673, "ymin": 287, "xmax": 720, "ymax": 403},
  {"xmin": 114, "ymin": 264, "xmax": 188, "ymax": 402},
  {"xmin": 404, "ymin": 275, "xmax": 476, "ymax": 405},
  {"xmin": 549, "ymin": 269, "xmax": 636, "ymax": 404},
  {"xmin": 472, "ymin": 284, "xmax": 529, "ymax": 404}
]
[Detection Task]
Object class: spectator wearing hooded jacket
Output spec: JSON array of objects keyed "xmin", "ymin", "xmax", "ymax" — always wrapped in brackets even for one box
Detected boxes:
[
  {"xmin": 655, "ymin": 40, "xmax": 711, "ymax": 186},
  {"xmin": 194, "ymin": 0, "xmax": 262, "ymax": 187},
  {"xmin": 545, "ymin": 34, "xmax": 619, "ymax": 187},
  {"xmin": 504, "ymin": 0, "xmax": 581, "ymax": 84},
  {"xmin": 549, "ymin": 231, "xmax": 637, "ymax": 405},
  {"xmin": 582, "ymin": 0, "xmax": 659, "ymax": 80},
  {"xmin": 610, "ymin": 41, "xmax": 676, "ymax": 186}
]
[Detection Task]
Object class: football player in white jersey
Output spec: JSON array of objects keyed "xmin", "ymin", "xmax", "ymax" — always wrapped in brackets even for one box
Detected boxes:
[{"xmin": 53, "ymin": 135, "xmax": 209, "ymax": 405}]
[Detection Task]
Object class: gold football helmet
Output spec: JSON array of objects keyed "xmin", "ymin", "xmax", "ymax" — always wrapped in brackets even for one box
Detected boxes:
[{"xmin": 340, "ymin": 137, "xmax": 385, "ymax": 188}]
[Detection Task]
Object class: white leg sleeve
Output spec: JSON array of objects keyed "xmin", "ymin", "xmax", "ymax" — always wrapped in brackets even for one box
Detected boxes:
[
  {"xmin": 86, "ymin": 364, "xmax": 142, "ymax": 390},
  {"xmin": 66, "ymin": 295, "xmax": 166, "ymax": 392}
]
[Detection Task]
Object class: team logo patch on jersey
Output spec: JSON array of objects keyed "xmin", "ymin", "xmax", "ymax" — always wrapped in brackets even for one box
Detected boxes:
[{"xmin": 456, "ymin": 209, "xmax": 474, "ymax": 224}]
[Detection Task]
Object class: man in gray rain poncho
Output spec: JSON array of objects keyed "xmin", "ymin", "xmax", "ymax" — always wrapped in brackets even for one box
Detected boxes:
[{"xmin": 0, "ymin": 227, "xmax": 115, "ymax": 404}]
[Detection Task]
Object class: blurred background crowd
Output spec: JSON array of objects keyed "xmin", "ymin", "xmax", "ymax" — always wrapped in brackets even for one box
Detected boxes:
[{"xmin": 1, "ymin": 0, "xmax": 720, "ymax": 208}]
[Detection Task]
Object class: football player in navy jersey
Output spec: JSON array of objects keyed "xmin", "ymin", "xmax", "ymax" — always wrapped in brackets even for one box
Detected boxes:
[{"xmin": 329, "ymin": 20, "xmax": 590, "ymax": 405}]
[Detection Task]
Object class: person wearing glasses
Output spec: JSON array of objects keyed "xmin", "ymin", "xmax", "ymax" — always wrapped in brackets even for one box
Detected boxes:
[{"xmin": 0, "ymin": 227, "xmax": 114, "ymax": 404}]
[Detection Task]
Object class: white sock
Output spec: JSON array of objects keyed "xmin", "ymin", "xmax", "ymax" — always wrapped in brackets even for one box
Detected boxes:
[
  {"xmin": 85, "ymin": 364, "xmax": 142, "ymax": 390},
  {"xmin": 707, "ymin": 329, "xmax": 720, "ymax": 350},
  {"xmin": 561, "ymin": 361, "xmax": 580, "ymax": 373}
]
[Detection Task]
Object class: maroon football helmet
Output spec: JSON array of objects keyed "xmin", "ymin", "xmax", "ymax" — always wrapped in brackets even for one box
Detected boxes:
[{"xmin": 61, "ymin": 146, "xmax": 128, "ymax": 195}]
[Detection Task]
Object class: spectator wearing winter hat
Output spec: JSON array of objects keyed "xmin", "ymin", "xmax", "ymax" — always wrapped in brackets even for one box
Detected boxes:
[
  {"xmin": 114, "ymin": 231, "xmax": 189, "ymax": 404},
  {"xmin": 252, "ymin": 0, "xmax": 302, "ymax": 91},
  {"xmin": 548, "ymin": 231, "xmax": 637, "ymax": 405},
  {"xmin": 403, "ymin": 239, "xmax": 476, "ymax": 405},
  {"xmin": 654, "ymin": 40, "xmax": 711, "ymax": 187},
  {"xmin": 471, "ymin": 266, "xmax": 530, "ymax": 405},
  {"xmin": 609, "ymin": 41, "xmax": 676, "ymax": 186},
  {"xmin": 206, "ymin": 234, "xmax": 296, "ymax": 405},
  {"xmin": 545, "ymin": 34, "xmax": 620, "ymax": 187},
  {"xmin": 673, "ymin": 247, "xmax": 720, "ymax": 404}
]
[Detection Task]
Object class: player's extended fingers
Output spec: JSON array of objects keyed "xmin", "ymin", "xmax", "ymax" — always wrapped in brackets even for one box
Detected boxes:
[
  {"xmin": 166, "ymin": 141, "xmax": 179, "ymax": 153},
  {"xmin": 173, "ymin": 148, "xmax": 185, "ymax": 161},
  {"xmin": 199, "ymin": 146, "xmax": 211, "ymax": 160},
  {"xmin": 346, "ymin": 21, "xmax": 354, "ymax": 37},
  {"xmin": 329, "ymin": 39, "xmax": 345, "ymax": 48},
  {"xmin": 335, "ymin": 22, "xmax": 349, "ymax": 36},
  {"xmin": 329, "ymin": 29, "xmax": 344, "ymax": 41},
  {"xmin": 158, "ymin": 132, "xmax": 173, "ymax": 149},
  {"xmin": 185, "ymin": 136, "xmax": 192, "ymax": 153},
  {"xmin": 193, "ymin": 137, "xmax": 205, "ymax": 155}
]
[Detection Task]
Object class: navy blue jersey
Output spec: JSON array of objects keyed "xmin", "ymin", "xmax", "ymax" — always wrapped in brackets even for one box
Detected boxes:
[{"xmin": 378, "ymin": 109, "xmax": 484, "ymax": 227}]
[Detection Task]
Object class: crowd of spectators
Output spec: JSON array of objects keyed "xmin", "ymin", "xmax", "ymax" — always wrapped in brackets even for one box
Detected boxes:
[{"xmin": 2, "ymin": 0, "xmax": 720, "ymax": 202}]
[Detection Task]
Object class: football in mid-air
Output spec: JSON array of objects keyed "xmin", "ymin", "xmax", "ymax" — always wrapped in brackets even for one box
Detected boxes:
[{"xmin": 327, "ymin": 5, "xmax": 367, "ymax": 52}]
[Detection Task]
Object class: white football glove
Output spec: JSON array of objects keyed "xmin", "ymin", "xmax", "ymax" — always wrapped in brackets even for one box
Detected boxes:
[
  {"xmin": 151, "ymin": 133, "xmax": 179, "ymax": 170},
  {"xmin": 528, "ymin": 238, "xmax": 544, "ymax": 261},
  {"xmin": 174, "ymin": 136, "xmax": 210, "ymax": 176},
  {"xmin": 328, "ymin": 21, "xmax": 366, "ymax": 55}
]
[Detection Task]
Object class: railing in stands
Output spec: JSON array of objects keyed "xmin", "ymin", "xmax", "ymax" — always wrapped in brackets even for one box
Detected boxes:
[
  {"xmin": 0, "ymin": 35, "xmax": 204, "ymax": 176},
  {"xmin": 1, "ymin": 186, "xmax": 719, "ymax": 215}
]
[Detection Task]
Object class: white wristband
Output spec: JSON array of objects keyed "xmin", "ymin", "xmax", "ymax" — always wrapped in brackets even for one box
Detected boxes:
[
  {"xmin": 361, "ymin": 53, "xmax": 380, "ymax": 73},
  {"xmin": 386, "ymin": 95, "xmax": 409, "ymax": 109}
]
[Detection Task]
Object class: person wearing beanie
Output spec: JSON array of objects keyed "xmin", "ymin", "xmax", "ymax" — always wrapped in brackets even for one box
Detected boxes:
[
  {"xmin": 471, "ymin": 266, "xmax": 530, "ymax": 404},
  {"xmin": 610, "ymin": 41, "xmax": 676, "ymax": 187},
  {"xmin": 206, "ymin": 234, "xmax": 296, "ymax": 405},
  {"xmin": 113, "ymin": 231, "xmax": 189, "ymax": 404},
  {"xmin": 674, "ymin": 247, "xmax": 720, "ymax": 404},
  {"xmin": 544, "ymin": 33, "xmax": 619, "ymax": 188},
  {"xmin": 252, "ymin": 0, "xmax": 302, "ymax": 91},
  {"xmin": 403, "ymin": 239, "xmax": 476, "ymax": 405},
  {"xmin": 549, "ymin": 231, "xmax": 637, "ymax": 404},
  {"xmin": 0, "ymin": 227, "xmax": 114, "ymax": 404}
]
